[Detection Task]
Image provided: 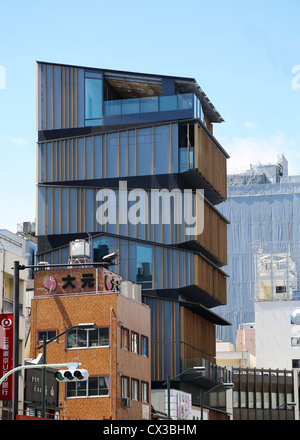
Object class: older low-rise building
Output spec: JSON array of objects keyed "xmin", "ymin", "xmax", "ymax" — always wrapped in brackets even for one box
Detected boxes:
[{"xmin": 30, "ymin": 265, "xmax": 151, "ymax": 420}]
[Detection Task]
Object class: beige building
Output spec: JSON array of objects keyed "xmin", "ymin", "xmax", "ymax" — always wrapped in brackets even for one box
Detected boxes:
[{"xmin": 216, "ymin": 341, "xmax": 256, "ymax": 369}]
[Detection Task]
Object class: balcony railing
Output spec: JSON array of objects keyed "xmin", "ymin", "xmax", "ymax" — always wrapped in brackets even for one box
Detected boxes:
[{"xmin": 104, "ymin": 93, "xmax": 206, "ymax": 123}]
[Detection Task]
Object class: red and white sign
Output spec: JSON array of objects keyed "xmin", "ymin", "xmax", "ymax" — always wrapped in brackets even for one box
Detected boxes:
[{"xmin": 0, "ymin": 314, "xmax": 13, "ymax": 400}]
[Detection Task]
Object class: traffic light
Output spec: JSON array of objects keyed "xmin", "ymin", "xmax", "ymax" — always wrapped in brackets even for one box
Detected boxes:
[{"xmin": 54, "ymin": 368, "xmax": 89, "ymax": 382}]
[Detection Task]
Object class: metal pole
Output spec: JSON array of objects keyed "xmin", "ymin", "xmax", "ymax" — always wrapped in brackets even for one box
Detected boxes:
[
  {"xmin": 12, "ymin": 261, "xmax": 19, "ymax": 421},
  {"xmin": 167, "ymin": 375, "xmax": 170, "ymax": 420},
  {"xmin": 41, "ymin": 335, "xmax": 46, "ymax": 418}
]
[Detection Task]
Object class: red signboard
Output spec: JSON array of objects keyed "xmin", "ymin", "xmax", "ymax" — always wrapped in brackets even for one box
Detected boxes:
[{"xmin": 0, "ymin": 314, "xmax": 13, "ymax": 400}]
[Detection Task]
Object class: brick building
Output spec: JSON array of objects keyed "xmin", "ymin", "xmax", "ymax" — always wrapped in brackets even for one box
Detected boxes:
[{"xmin": 30, "ymin": 266, "xmax": 151, "ymax": 420}]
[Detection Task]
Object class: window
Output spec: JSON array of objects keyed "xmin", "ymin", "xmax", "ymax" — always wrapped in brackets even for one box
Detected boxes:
[
  {"xmin": 38, "ymin": 330, "xmax": 56, "ymax": 343},
  {"xmin": 93, "ymin": 238, "xmax": 109, "ymax": 262},
  {"xmin": 136, "ymin": 245, "xmax": 153, "ymax": 289},
  {"xmin": 293, "ymin": 359, "xmax": 300, "ymax": 368},
  {"xmin": 85, "ymin": 76, "xmax": 102, "ymax": 126},
  {"xmin": 89, "ymin": 376, "xmax": 109, "ymax": 396},
  {"xmin": 131, "ymin": 332, "xmax": 139, "ymax": 354},
  {"xmin": 291, "ymin": 338, "xmax": 300, "ymax": 346},
  {"xmin": 233, "ymin": 391, "xmax": 239, "ymax": 408},
  {"xmin": 122, "ymin": 376, "xmax": 129, "ymax": 398},
  {"xmin": 66, "ymin": 328, "xmax": 109, "ymax": 349},
  {"xmin": 89, "ymin": 328, "xmax": 109, "ymax": 347},
  {"xmin": 132, "ymin": 379, "xmax": 139, "ymax": 401},
  {"xmin": 66, "ymin": 376, "xmax": 109, "ymax": 398},
  {"xmin": 141, "ymin": 381, "xmax": 149, "ymax": 403},
  {"xmin": 256, "ymin": 392, "xmax": 262, "ymax": 409},
  {"xmin": 141, "ymin": 336, "xmax": 149, "ymax": 357},
  {"xmin": 276, "ymin": 285, "xmax": 286, "ymax": 293},
  {"xmin": 122, "ymin": 328, "xmax": 129, "ymax": 350}
]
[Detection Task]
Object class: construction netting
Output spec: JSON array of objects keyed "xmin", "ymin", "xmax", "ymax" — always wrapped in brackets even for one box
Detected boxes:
[{"xmin": 215, "ymin": 175, "xmax": 300, "ymax": 346}]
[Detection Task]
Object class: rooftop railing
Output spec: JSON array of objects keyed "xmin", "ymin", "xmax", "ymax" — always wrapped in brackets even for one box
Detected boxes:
[{"xmin": 104, "ymin": 93, "xmax": 206, "ymax": 124}]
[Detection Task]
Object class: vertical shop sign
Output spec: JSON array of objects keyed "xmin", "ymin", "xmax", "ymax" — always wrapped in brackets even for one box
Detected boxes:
[{"xmin": 0, "ymin": 314, "xmax": 13, "ymax": 400}]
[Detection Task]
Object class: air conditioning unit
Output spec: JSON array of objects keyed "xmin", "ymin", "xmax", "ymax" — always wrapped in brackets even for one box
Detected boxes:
[
  {"xmin": 122, "ymin": 397, "xmax": 131, "ymax": 408},
  {"xmin": 23, "ymin": 222, "xmax": 31, "ymax": 233}
]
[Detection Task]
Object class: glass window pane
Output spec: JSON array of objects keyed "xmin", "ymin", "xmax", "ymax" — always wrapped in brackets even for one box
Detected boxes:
[
  {"xmin": 67, "ymin": 330, "xmax": 77, "ymax": 348},
  {"xmin": 248, "ymin": 391, "xmax": 254, "ymax": 408},
  {"xmin": 264, "ymin": 392, "xmax": 269, "ymax": 409},
  {"xmin": 89, "ymin": 377, "xmax": 99, "ymax": 396},
  {"xmin": 85, "ymin": 78, "xmax": 102, "ymax": 120},
  {"xmin": 122, "ymin": 328, "xmax": 129, "ymax": 350},
  {"xmin": 256, "ymin": 392, "xmax": 262, "ymax": 409},
  {"xmin": 66, "ymin": 382, "xmax": 76, "ymax": 397},
  {"xmin": 99, "ymin": 377, "xmax": 109, "ymax": 396},
  {"xmin": 141, "ymin": 336, "xmax": 148, "ymax": 357},
  {"xmin": 179, "ymin": 148, "xmax": 188, "ymax": 172},
  {"xmin": 132, "ymin": 379, "xmax": 139, "ymax": 401},
  {"xmin": 89, "ymin": 329, "xmax": 99, "ymax": 347},
  {"xmin": 136, "ymin": 245, "xmax": 152, "ymax": 287},
  {"xmin": 131, "ymin": 332, "xmax": 139, "ymax": 354},
  {"xmin": 233, "ymin": 391, "xmax": 239, "ymax": 408},
  {"xmin": 159, "ymin": 95, "xmax": 177, "ymax": 111},
  {"xmin": 142, "ymin": 382, "xmax": 148, "ymax": 403},
  {"xmin": 240, "ymin": 391, "xmax": 247, "ymax": 408},
  {"xmin": 77, "ymin": 329, "xmax": 87, "ymax": 347},
  {"xmin": 77, "ymin": 381, "xmax": 87, "ymax": 397},
  {"xmin": 122, "ymin": 377, "xmax": 129, "ymax": 398},
  {"xmin": 271, "ymin": 392, "xmax": 277, "ymax": 409},
  {"xmin": 178, "ymin": 93, "xmax": 193, "ymax": 110},
  {"xmin": 99, "ymin": 328, "xmax": 109, "ymax": 346},
  {"xmin": 38, "ymin": 330, "xmax": 56, "ymax": 342}
]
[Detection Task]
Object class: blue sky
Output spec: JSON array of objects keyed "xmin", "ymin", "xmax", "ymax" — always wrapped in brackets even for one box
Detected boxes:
[{"xmin": 1, "ymin": 0, "xmax": 300, "ymax": 232}]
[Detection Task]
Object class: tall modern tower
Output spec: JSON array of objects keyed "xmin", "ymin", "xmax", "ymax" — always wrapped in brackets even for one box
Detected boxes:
[{"xmin": 36, "ymin": 62, "xmax": 230, "ymax": 406}]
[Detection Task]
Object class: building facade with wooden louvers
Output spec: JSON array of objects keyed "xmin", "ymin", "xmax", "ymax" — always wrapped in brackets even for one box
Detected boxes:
[{"xmin": 36, "ymin": 62, "xmax": 230, "ymax": 414}]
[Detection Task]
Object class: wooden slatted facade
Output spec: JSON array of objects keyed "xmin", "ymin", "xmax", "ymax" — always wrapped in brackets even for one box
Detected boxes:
[
  {"xmin": 180, "ymin": 307, "xmax": 216, "ymax": 364},
  {"xmin": 194, "ymin": 123, "xmax": 227, "ymax": 201}
]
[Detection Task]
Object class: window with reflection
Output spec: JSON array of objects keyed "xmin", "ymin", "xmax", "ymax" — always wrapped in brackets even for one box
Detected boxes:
[
  {"xmin": 38, "ymin": 330, "xmax": 56, "ymax": 343},
  {"xmin": 66, "ymin": 376, "xmax": 109, "ymax": 398},
  {"xmin": 93, "ymin": 238, "xmax": 109, "ymax": 262},
  {"xmin": 67, "ymin": 328, "xmax": 109, "ymax": 348},
  {"xmin": 85, "ymin": 77, "xmax": 102, "ymax": 126},
  {"xmin": 136, "ymin": 245, "xmax": 152, "ymax": 289}
]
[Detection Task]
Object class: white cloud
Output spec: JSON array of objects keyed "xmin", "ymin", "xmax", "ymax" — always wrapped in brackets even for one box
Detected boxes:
[
  {"xmin": 243, "ymin": 121, "xmax": 257, "ymax": 130},
  {"xmin": 5, "ymin": 136, "xmax": 28, "ymax": 147},
  {"xmin": 223, "ymin": 130, "xmax": 298, "ymax": 174}
]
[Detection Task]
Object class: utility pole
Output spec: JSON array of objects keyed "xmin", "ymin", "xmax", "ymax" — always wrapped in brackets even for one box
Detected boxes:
[{"xmin": 12, "ymin": 261, "xmax": 20, "ymax": 421}]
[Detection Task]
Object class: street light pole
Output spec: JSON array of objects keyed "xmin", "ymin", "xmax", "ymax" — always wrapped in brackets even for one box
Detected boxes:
[{"xmin": 163, "ymin": 367, "xmax": 205, "ymax": 420}]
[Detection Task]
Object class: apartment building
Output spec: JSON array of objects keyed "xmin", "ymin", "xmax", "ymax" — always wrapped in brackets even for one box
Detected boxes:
[{"xmin": 36, "ymin": 62, "xmax": 229, "ymax": 406}]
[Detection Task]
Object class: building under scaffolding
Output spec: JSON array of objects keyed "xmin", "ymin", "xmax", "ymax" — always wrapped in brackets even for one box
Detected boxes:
[
  {"xmin": 216, "ymin": 155, "xmax": 300, "ymax": 345},
  {"xmin": 255, "ymin": 248, "xmax": 297, "ymax": 302}
]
